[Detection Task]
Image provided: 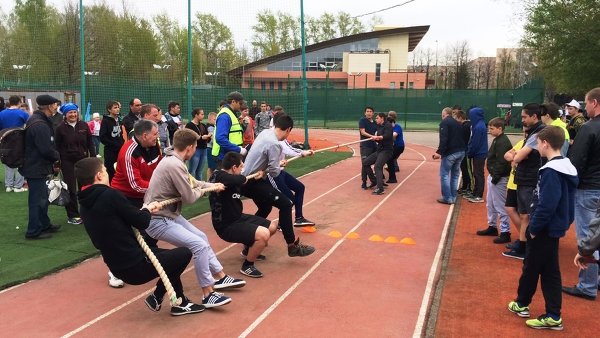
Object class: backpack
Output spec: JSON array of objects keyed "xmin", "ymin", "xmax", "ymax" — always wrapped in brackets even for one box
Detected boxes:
[{"xmin": 0, "ymin": 120, "xmax": 43, "ymax": 168}]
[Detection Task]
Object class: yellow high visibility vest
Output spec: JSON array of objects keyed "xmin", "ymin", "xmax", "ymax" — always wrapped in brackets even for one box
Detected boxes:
[{"xmin": 211, "ymin": 107, "xmax": 243, "ymax": 157}]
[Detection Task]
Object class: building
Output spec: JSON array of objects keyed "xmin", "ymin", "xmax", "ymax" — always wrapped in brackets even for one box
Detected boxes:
[{"xmin": 228, "ymin": 25, "xmax": 429, "ymax": 90}]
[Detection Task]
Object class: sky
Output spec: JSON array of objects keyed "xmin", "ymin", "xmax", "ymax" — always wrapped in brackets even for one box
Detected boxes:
[{"xmin": 4, "ymin": 0, "xmax": 527, "ymax": 58}]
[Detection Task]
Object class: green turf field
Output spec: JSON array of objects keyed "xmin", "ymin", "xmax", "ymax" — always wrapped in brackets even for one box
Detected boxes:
[{"xmin": 0, "ymin": 151, "xmax": 351, "ymax": 289}]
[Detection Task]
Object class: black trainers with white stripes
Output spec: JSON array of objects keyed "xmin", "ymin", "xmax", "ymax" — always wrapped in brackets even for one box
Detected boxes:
[
  {"xmin": 170, "ymin": 300, "xmax": 205, "ymax": 316},
  {"xmin": 213, "ymin": 275, "xmax": 246, "ymax": 290},
  {"xmin": 202, "ymin": 292, "xmax": 232, "ymax": 308},
  {"xmin": 240, "ymin": 264, "xmax": 263, "ymax": 278},
  {"xmin": 241, "ymin": 246, "xmax": 266, "ymax": 261}
]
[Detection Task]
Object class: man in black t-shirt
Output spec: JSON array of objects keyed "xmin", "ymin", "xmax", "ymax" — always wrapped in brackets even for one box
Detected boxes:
[{"xmin": 358, "ymin": 106, "xmax": 378, "ymax": 189}]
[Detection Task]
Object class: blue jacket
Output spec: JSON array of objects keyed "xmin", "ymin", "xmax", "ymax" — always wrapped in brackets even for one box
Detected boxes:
[
  {"xmin": 529, "ymin": 157, "xmax": 578, "ymax": 238},
  {"xmin": 467, "ymin": 107, "xmax": 488, "ymax": 159}
]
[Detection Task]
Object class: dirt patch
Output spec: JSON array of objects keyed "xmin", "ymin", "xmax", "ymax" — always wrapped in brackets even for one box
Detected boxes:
[{"xmin": 288, "ymin": 129, "xmax": 354, "ymax": 153}]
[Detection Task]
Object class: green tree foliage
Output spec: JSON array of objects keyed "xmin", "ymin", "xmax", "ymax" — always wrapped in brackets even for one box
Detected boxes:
[
  {"xmin": 522, "ymin": 0, "xmax": 600, "ymax": 94},
  {"xmin": 194, "ymin": 13, "xmax": 235, "ymax": 83}
]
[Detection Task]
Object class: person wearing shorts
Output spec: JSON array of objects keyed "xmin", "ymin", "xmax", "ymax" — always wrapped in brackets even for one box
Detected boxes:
[{"xmin": 209, "ymin": 152, "xmax": 277, "ymax": 278}]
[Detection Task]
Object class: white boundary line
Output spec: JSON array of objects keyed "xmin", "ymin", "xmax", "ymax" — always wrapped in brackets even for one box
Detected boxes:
[
  {"xmin": 239, "ymin": 147, "xmax": 427, "ymax": 338},
  {"xmin": 412, "ymin": 203, "xmax": 454, "ymax": 338}
]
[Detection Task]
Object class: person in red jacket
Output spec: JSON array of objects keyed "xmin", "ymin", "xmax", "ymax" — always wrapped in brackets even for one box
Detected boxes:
[
  {"xmin": 55, "ymin": 103, "xmax": 96, "ymax": 224},
  {"xmin": 111, "ymin": 118, "xmax": 162, "ymax": 251}
]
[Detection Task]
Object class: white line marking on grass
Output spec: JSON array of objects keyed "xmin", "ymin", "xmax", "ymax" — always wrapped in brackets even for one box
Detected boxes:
[
  {"xmin": 239, "ymin": 148, "xmax": 427, "ymax": 338},
  {"xmin": 60, "ymin": 243, "xmax": 236, "ymax": 338}
]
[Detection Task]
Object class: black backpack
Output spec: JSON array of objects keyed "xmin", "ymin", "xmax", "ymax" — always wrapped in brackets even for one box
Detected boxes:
[{"xmin": 0, "ymin": 120, "xmax": 43, "ymax": 168}]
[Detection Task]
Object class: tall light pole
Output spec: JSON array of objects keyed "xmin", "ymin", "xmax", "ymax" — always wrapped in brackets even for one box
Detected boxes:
[
  {"xmin": 320, "ymin": 64, "xmax": 337, "ymax": 127},
  {"xmin": 205, "ymin": 72, "xmax": 219, "ymax": 86},
  {"xmin": 12, "ymin": 64, "xmax": 31, "ymax": 83},
  {"xmin": 434, "ymin": 39, "xmax": 438, "ymax": 89},
  {"xmin": 348, "ymin": 72, "xmax": 362, "ymax": 89}
]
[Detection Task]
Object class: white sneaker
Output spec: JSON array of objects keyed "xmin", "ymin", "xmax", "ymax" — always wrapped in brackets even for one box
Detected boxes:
[
  {"xmin": 96, "ymin": 154, "xmax": 102, "ymax": 158},
  {"xmin": 13, "ymin": 187, "xmax": 28, "ymax": 193},
  {"xmin": 108, "ymin": 271, "xmax": 125, "ymax": 288},
  {"xmin": 5, "ymin": 187, "xmax": 13, "ymax": 192}
]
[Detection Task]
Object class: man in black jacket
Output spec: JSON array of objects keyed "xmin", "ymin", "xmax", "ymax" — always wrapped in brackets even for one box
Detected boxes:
[
  {"xmin": 121, "ymin": 98, "xmax": 142, "ymax": 140},
  {"xmin": 433, "ymin": 107, "xmax": 466, "ymax": 204},
  {"xmin": 563, "ymin": 87, "xmax": 600, "ymax": 300},
  {"xmin": 99, "ymin": 100, "xmax": 123, "ymax": 182},
  {"xmin": 75, "ymin": 157, "xmax": 205, "ymax": 316},
  {"xmin": 19, "ymin": 95, "xmax": 62, "ymax": 240},
  {"xmin": 362, "ymin": 112, "xmax": 393, "ymax": 195}
]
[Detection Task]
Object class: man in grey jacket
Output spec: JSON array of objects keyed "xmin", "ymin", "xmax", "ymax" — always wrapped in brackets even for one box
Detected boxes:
[{"xmin": 144, "ymin": 128, "xmax": 245, "ymax": 309}]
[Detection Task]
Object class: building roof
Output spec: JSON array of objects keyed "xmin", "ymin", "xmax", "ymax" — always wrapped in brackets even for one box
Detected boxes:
[{"xmin": 228, "ymin": 25, "xmax": 430, "ymax": 76}]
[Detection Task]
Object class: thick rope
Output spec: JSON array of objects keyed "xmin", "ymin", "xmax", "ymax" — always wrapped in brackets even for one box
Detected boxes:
[
  {"xmin": 132, "ymin": 228, "xmax": 181, "ymax": 306},
  {"xmin": 285, "ymin": 138, "xmax": 371, "ymax": 164}
]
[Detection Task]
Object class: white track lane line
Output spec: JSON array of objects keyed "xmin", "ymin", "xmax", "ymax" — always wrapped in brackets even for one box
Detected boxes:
[{"xmin": 238, "ymin": 147, "xmax": 427, "ymax": 338}]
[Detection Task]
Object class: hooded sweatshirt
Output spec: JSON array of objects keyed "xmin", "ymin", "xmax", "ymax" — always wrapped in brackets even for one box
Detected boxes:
[
  {"xmin": 143, "ymin": 147, "xmax": 211, "ymax": 218},
  {"xmin": 78, "ymin": 184, "xmax": 152, "ymax": 271},
  {"xmin": 528, "ymin": 157, "xmax": 578, "ymax": 238},
  {"xmin": 467, "ymin": 107, "xmax": 488, "ymax": 159}
]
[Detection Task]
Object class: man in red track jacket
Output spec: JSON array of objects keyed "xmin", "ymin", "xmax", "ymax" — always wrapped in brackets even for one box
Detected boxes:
[{"xmin": 112, "ymin": 119, "xmax": 162, "ymax": 208}]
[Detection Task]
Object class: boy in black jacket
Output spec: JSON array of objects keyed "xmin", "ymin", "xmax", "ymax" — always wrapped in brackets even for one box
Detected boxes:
[
  {"xmin": 75, "ymin": 157, "xmax": 205, "ymax": 316},
  {"xmin": 507, "ymin": 126, "xmax": 578, "ymax": 330},
  {"xmin": 476, "ymin": 118, "xmax": 513, "ymax": 243},
  {"xmin": 99, "ymin": 100, "xmax": 123, "ymax": 182},
  {"xmin": 209, "ymin": 152, "xmax": 277, "ymax": 278}
]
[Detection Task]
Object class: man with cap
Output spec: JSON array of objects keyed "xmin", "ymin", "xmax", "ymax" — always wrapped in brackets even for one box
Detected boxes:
[
  {"xmin": 566, "ymin": 99, "xmax": 586, "ymax": 144},
  {"xmin": 19, "ymin": 95, "xmax": 62, "ymax": 239},
  {"xmin": 211, "ymin": 91, "xmax": 247, "ymax": 168},
  {"xmin": 55, "ymin": 103, "xmax": 96, "ymax": 225}
]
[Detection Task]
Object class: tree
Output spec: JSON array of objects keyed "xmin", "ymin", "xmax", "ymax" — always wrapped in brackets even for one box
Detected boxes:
[
  {"xmin": 193, "ymin": 13, "xmax": 235, "ymax": 83},
  {"xmin": 522, "ymin": 0, "xmax": 600, "ymax": 94},
  {"xmin": 336, "ymin": 12, "xmax": 364, "ymax": 37},
  {"xmin": 449, "ymin": 41, "xmax": 471, "ymax": 89}
]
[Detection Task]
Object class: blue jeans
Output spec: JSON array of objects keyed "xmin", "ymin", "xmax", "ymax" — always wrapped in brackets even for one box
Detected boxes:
[
  {"xmin": 188, "ymin": 148, "xmax": 207, "ymax": 181},
  {"xmin": 25, "ymin": 177, "xmax": 51, "ymax": 238},
  {"xmin": 574, "ymin": 189, "xmax": 600, "ymax": 296},
  {"xmin": 439, "ymin": 151, "xmax": 465, "ymax": 203}
]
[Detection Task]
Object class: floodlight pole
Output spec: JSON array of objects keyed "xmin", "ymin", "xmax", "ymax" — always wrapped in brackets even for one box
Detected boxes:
[
  {"xmin": 187, "ymin": 0, "xmax": 192, "ymax": 120},
  {"xmin": 300, "ymin": 0, "xmax": 309, "ymax": 148},
  {"xmin": 79, "ymin": 0, "xmax": 86, "ymax": 108}
]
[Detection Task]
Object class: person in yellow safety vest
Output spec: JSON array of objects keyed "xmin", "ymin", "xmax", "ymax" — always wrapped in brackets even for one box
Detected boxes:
[{"xmin": 212, "ymin": 91, "xmax": 246, "ymax": 165}]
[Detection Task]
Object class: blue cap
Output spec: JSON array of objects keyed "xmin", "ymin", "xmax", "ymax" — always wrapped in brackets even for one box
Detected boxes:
[{"xmin": 60, "ymin": 103, "xmax": 78, "ymax": 114}]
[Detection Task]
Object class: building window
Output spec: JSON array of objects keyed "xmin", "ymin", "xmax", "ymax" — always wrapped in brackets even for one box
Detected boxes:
[
  {"xmin": 269, "ymin": 81, "xmax": 275, "ymax": 90},
  {"xmin": 261, "ymin": 81, "xmax": 266, "ymax": 90},
  {"xmin": 389, "ymin": 82, "xmax": 395, "ymax": 89},
  {"xmin": 278, "ymin": 81, "xmax": 283, "ymax": 90},
  {"xmin": 400, "ymin": 82, "xmax": 405, "ymax": 89},
  {"xmin": 375, "ymin": 63, "xmax": 381, "ymax": 81},
  {"xmin": 408, "ymin": 81, "xmax": 414, "ymax": 89}
]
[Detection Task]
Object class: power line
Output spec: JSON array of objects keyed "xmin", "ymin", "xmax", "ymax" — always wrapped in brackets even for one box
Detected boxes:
[{"xmin": 353, "ymin": 0, "xmax": 418, "ymax": 18}]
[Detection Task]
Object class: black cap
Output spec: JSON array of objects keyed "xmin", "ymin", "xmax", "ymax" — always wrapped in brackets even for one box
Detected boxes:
[
  {"xmin": 226, "ymin": 91, "xmax": 245, "ymax": 102},
  {"xmin": 36, "ymin": 94, "xmax": 60, "ymax": 106}
]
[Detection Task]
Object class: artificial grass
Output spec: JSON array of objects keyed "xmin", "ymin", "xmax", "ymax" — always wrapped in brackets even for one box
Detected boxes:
[{"xmin": 0, "ymin": 151, "xmax": 351, "ymax": 289}]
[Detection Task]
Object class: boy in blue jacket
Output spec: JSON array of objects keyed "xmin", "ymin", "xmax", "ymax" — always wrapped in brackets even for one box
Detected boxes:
[
  {"xmin": 507, "ymin": 126, "xmax": 578, "ymax": 330},
  {"xmin": 465, "ymin": 107, "xmax": 488, "ymax": 202}
]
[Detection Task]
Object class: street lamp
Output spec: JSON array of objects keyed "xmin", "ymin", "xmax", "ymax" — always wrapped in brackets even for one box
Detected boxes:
[
  {"xmin": 84, "ymin": 71, "xmax": 99, "ymax": 76},
  {"xmin": 12, "ymin": 64, "xmax": 32, "ymax": 83},
  {"xmin": 153, "ymin": 64, "xmax": 171, "ymax": 70},
  {"xmin": 205, "ymin": 72, "xmax": 219, "ymax": 86},
  {"xmin": 319, "ymin": 64, "xmax": 337, "ymax": 127},
  {"xmin": 348, "ymin": 72, "xmax": 363, "ymax": 89}
]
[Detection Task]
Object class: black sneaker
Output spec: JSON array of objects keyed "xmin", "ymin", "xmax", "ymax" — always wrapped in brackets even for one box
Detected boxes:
[
  {"xmin": 386, "ymin": 179, "xmax": 398, "ymax": 184},
  {"xmin": 240, "ymin": 265, "xmax": 264, "ymax": 278},
  {"xmin": 361, "ymin": 182, "xmax": 367, "ymax": 190},
  {"xmin": 42, "ymin": 224, "xmax": 61, "ymax": 233},
  {"xmin": 294, "ymin": 217, "xmax": 316, "ymax": 227},
  {"xmin": 288, "ymin": 238, "xmax": 315, "ymax": 257},
  {"xmin": 493, "ymin": 232, "xmax": 511, "ymax": 244},
  {"xmin": 213, "ymin": 275, "xmax": 246, "ymax": 290},
  {"xmin": 144, "ymin": 293, "xmax": 163, "ymax": 312},
  {"xmin": 506, "ymin": 240, "xmax": 520, "ymax": 250},
  {"xmin": 202, "ymin": 291, "xmax": 231, "ymax": 308},
  {"xmin": 502, "ymin": 249, "xmax": 525, "ymax": 260},
  {"xmin": 476, "ymin": 226, "xmax": 498, "ymax": 236},
  {"xmin": 170, "ymin": 300, "xmax": 205, "ymax": 316},
  {"xmin": 241, "ymin": 246, "xmax": 266, "ymax": 261},
  {"xmin": 367, "ymin": 182, "xmax": 377, "ymax": 189},
  {"xmin": 382, "ymin": 182, "xmax": 389, "ymax": 187},
  {"xmin": 372, "ymin": 188, "xmax": 384, "ymax": 195},
  {"xmin": 25, "ymin": 232, "xmax": 52, "ymax": 240}
]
